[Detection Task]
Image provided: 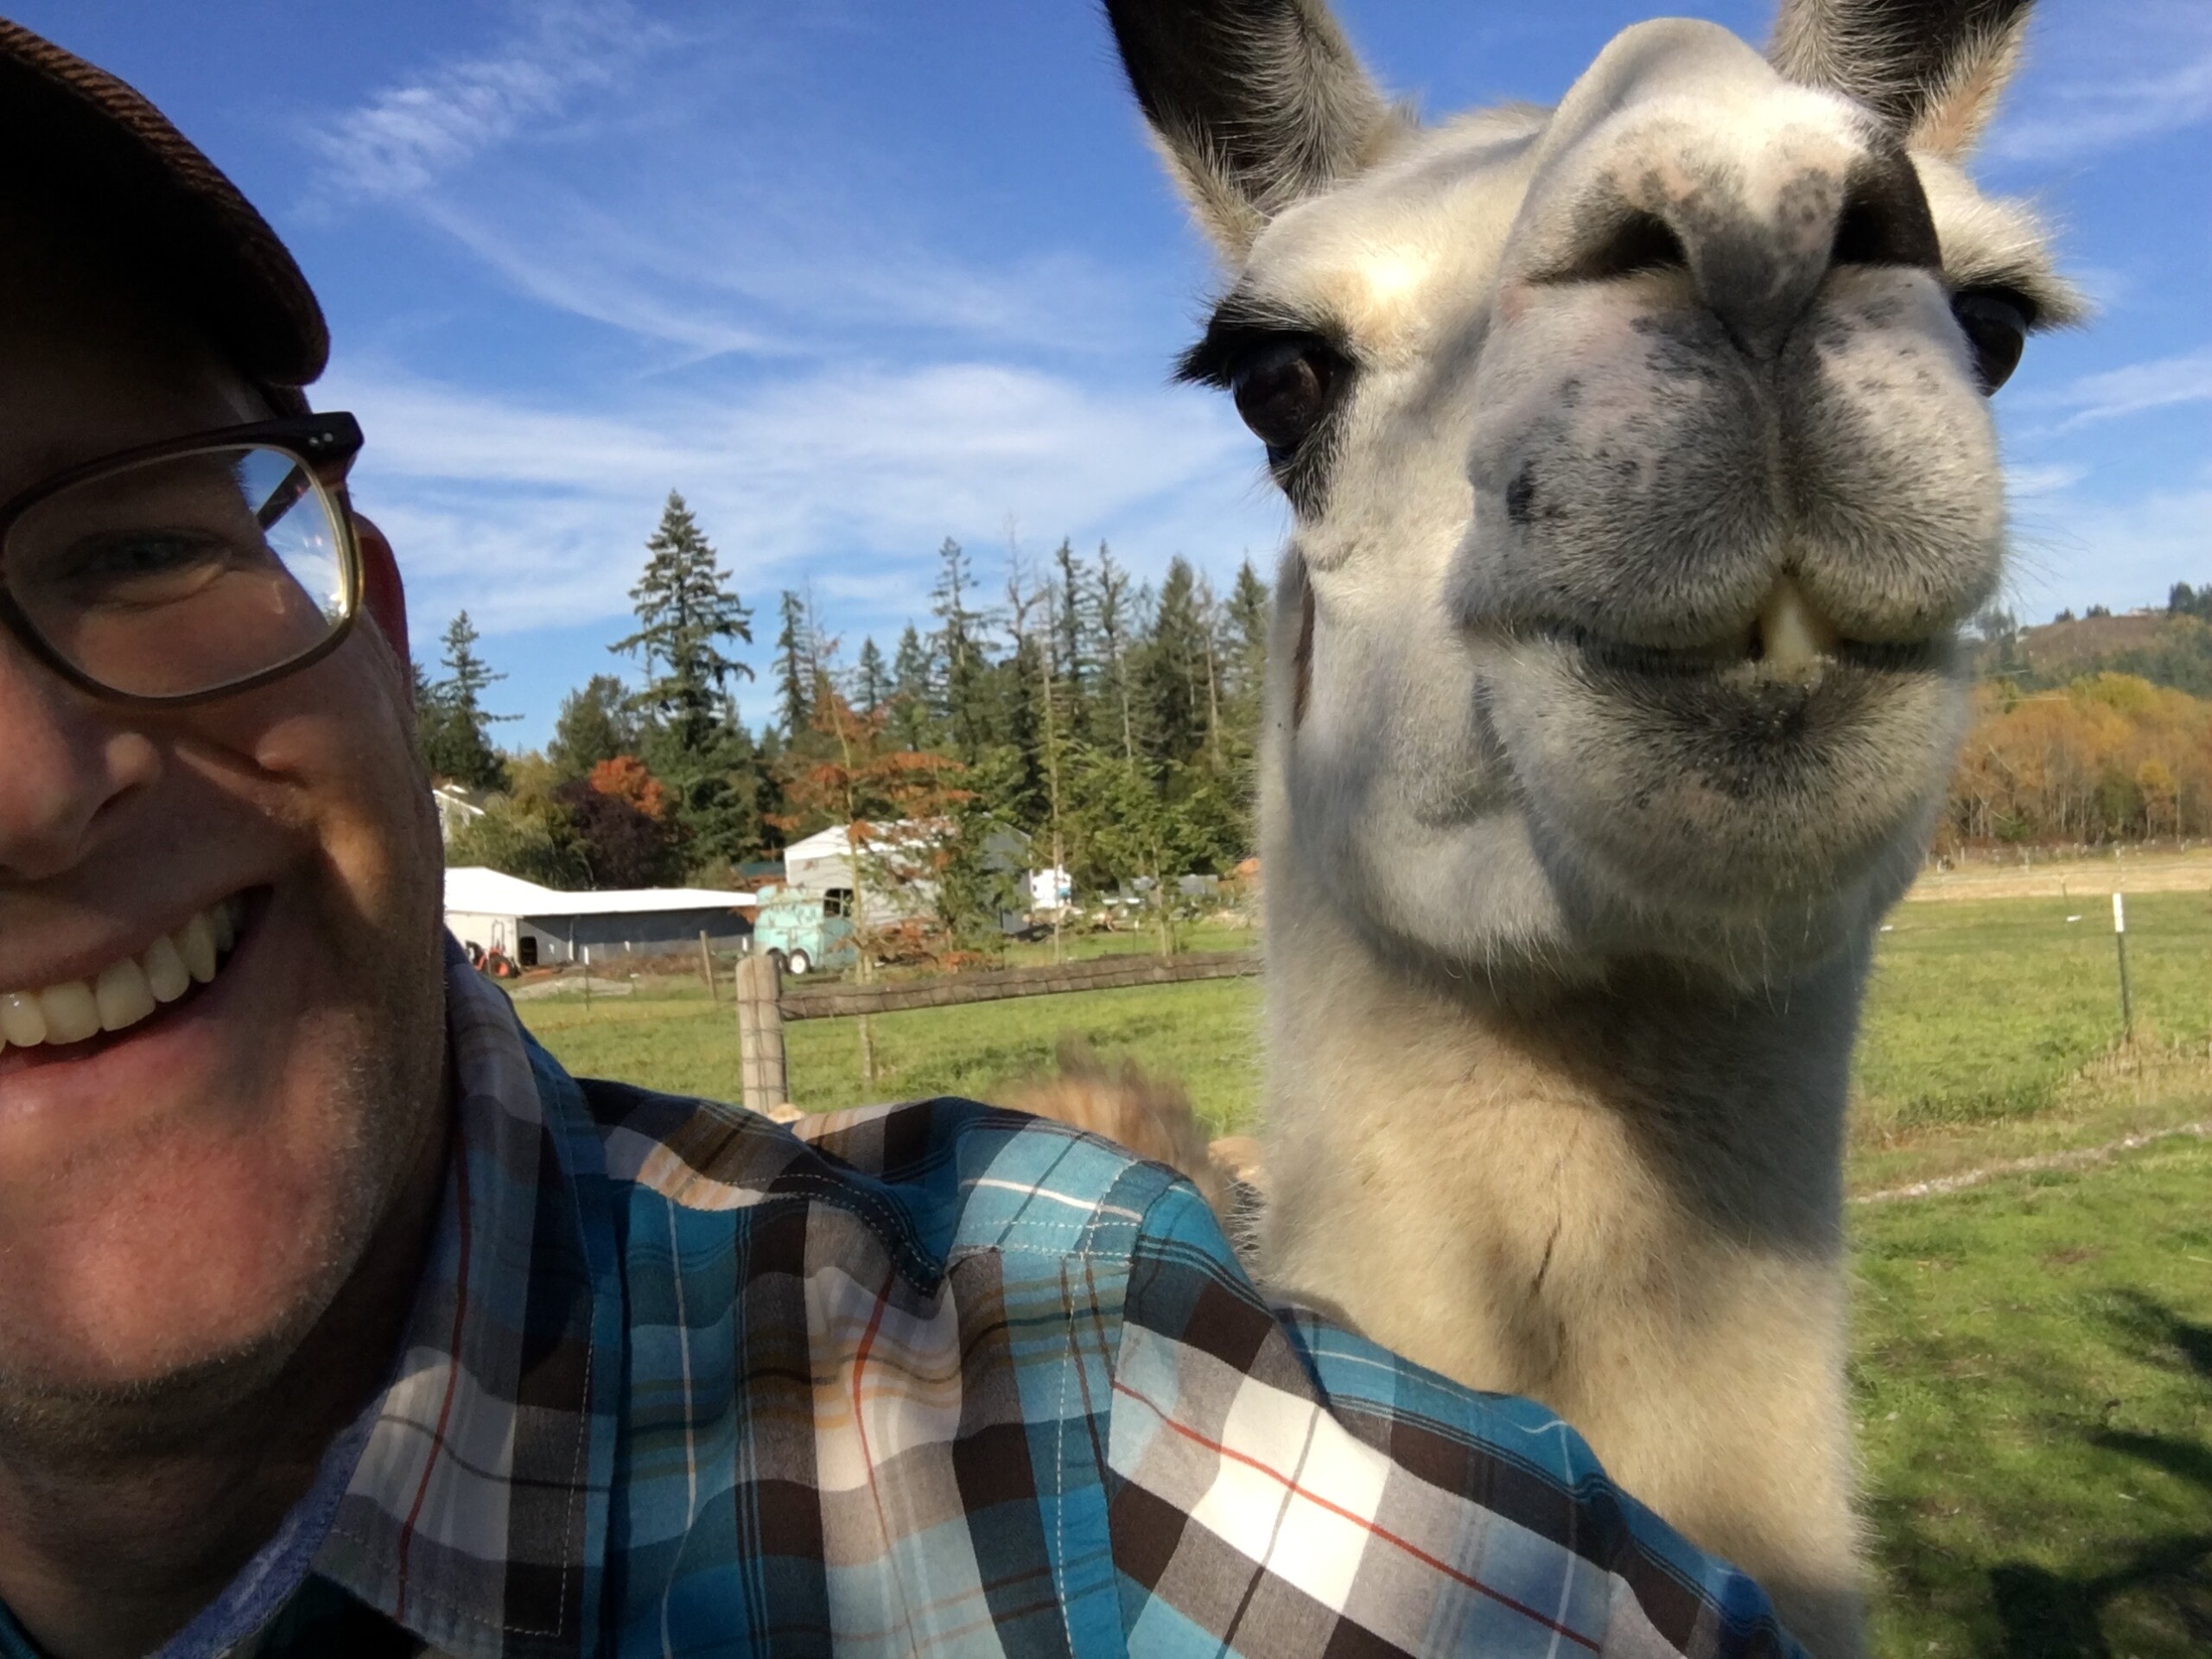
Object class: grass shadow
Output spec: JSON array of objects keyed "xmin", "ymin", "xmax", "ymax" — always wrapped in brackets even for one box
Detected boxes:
[{"xmin": 1980, "ymin": 1295, "xmax": 2212, "ymax": 1657}]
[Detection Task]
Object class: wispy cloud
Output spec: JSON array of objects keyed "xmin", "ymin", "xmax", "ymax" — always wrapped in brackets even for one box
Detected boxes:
[
  {"xmin": 328, "ymin": 359, "xmax": 1278, "ymax": 639},
  {"xmin": 2006, "ymin": 461, "xmax": 2088, "ymax": 498},
  {"xmin": 303, "ymin": 3, "xmax": 1146, "ymax": 363},
  {"xmin": 1992, "ymin": 2, "xmax": 2212, "ymax": 163},
  {"xmin": 2022, "ymin": 344, "xmax": 2212, "ymax": 431},
  {"xmin": 2007, "ymin": 463, "xmax": 2212, "ymax": 617},
  {"xmin": 308, "ymin": 0, "xmax": 667, "ymax": 204}
]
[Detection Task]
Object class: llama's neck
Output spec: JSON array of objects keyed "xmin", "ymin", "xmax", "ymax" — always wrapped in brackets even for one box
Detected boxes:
[
  {"xmin": 1255, "ymin": 880, "xmax": 1872, "ymax": 1652},
  {"xmin": 1261, "ymin": 881, "xmax": 1869, "ymax": 1273}
]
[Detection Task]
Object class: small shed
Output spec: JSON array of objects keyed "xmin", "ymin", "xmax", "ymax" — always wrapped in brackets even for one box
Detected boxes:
[{"xmin": 442, "ymin": 867, "xmax": 756, "ymax": 969}]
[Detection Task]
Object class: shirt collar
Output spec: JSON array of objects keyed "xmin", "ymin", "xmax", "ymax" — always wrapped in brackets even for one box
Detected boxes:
[{"xmin": 306, "ymin": 940, "xmax": 620, "ymax": 1657}]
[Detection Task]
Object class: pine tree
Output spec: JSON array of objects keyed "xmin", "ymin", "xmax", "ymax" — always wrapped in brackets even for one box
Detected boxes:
[
  {"xmin": 1228, "ymin": 559, "xmax": 1269, "ymax": 683},
  {"xmin": 1221, "ymin": 557, "xmax": 1272, "ymax": 779},
  {"xmin": 611, "ymin": 493, "xmax": 753, "ymax": 755},
  {"xmin": 1095, "ymin": 543, "xmax": 1137, "ymax": 763},
  {"xmin": 1050, "ymin": 539, "xmax": 1091, "ymax": 721},
  {"xmin": 889, "ymin": 624, "xmax": 935, "ymax": 751},
  {"xmin": 931, "ymin": 537, "xmax": 991, "ymax": 760},
  {"xmin": 774, "ymin": 590, "xmax": 814, "ymax": 740},
  {"xmin": 1139, "ymin": 557, "xmax": 1211, "ymax": 768},
  {"xmin": 855, "ymin": 636, "xmax": 888, "ymax": 715},
  {"xmin": 547, "ymin": 674, "xmax": 640, "ymax": 779},
  {"xmin": 420, "ymin": 611, "xmax": 512, "ymax": 791}
]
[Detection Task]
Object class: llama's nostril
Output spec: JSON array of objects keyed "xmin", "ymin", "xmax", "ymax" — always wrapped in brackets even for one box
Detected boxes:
[
  {"xmin": 1831, "ymin": 152, "xmax": 1940, "ymax": 270},
  {"xmin": 1567, "ymin": 211, "xmax": 1689, "ymax": 283}
]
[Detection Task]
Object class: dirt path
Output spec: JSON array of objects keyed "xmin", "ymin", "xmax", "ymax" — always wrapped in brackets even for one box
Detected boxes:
[{"xmin": 1851, "ymin": 1120, "xmax": 2211, "ymax": 1205}]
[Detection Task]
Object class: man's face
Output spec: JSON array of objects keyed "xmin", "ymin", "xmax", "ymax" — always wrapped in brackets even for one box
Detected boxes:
[{"xmin": 0, "ymin": 217, "xmax": 447, "ymax": 1416}]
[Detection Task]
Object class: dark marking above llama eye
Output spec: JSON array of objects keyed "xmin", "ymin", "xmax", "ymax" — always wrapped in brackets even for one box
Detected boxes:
[{"xmin": 1951, "ymin": 287, "xmax": 2033, "ymax": 393}]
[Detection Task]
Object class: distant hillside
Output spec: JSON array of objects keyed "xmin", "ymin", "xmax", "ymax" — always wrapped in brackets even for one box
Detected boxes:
[{"xmin": 1975, "ymin": 607, "xmax": 2212, "ymax": 698}]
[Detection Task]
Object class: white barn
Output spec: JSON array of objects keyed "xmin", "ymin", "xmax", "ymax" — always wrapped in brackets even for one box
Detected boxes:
[{"xmin": 442, "ymin": 867, "xmax": 756, "ymax": 969}]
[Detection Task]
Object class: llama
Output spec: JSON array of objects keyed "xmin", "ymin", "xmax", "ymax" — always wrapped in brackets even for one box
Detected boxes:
[{"xmin": 1097, "ymin": 1, "xmax": 2080, "ymax": 1652}]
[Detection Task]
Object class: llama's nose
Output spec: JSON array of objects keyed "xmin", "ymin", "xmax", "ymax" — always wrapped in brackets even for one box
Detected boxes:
[{"xmin": 1571, "ymin": 146, "xmax": 1940, "ymax": 361}]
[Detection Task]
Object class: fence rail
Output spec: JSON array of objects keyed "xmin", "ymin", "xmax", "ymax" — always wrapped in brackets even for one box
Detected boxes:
[
  {"xmin": 732, "ymin": 945, "xmax": 1262, "ymax": 1113},
  {"xmin": 778, "ymin": 948, "xmax": 1261, "ymax": 1021}
]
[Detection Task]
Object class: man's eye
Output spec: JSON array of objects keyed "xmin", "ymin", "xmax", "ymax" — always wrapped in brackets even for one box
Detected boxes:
[
  {"xmin": 1230, "ymin": 336, "xmax": 1345, "ymax": 456},
  {"xmin": 1950, "ymin": 288, "xmax": 2034, "ymax": 395},
  {"xmin": 59, "ymin": 531, "xmax": 233, "ymax": 601}
]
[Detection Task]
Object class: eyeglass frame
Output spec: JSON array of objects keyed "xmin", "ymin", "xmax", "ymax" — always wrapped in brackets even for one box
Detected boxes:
[{"xmin": 0, "ymin": 410, "xmax": 366, "ymax": 709}]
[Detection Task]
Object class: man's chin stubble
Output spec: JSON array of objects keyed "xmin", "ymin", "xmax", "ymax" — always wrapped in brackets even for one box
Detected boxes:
[{"xmin": 0, "ymin": 974, "xmax": 448, "ymax": 1468}]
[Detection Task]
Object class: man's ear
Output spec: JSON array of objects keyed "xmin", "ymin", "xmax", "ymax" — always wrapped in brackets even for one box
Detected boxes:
[{"xmin": 352, "ymin": 512, "xmax": 409, "ymax": 668}]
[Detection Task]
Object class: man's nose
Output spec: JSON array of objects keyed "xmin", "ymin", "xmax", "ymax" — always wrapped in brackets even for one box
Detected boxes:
[
  {"xmin": 1571, "ymin": 144, "xmax": 1940, "ymax": 361},
  {"xmin": 0, "ymin": 643, "xmax": 154, "ymax": 881}
]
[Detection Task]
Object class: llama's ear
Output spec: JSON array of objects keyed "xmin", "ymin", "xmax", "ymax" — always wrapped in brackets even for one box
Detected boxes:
[
  {"xmin": 1103, "ymin": 0, "xmax": 1401, "ymax": 257},
  {"xmin": 1770, "ymin": 0, "xmax": 2034, "ymax": 158}
]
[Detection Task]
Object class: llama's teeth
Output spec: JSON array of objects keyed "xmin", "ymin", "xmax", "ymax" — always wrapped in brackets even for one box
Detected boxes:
[{"xmin": 1756, "ymin": 577, "xmax": 1839, "ymax": 676}]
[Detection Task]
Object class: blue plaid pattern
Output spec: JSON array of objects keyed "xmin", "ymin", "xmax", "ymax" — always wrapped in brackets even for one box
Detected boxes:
[{"xmin": 9, "ymin": 950, "xmax": 1807, "ymax": 1656}]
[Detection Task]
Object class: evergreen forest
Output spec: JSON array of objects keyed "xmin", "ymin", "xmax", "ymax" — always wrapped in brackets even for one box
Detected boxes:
[{"xmin": 434, "ymin": 493, "xmax": 1269, "ymax": 936}]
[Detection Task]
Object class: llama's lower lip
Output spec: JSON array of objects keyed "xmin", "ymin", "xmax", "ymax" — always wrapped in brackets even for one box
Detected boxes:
[{"xmin": 1529, "ymin": 626, "xmax": 1948, "ymax": 683}]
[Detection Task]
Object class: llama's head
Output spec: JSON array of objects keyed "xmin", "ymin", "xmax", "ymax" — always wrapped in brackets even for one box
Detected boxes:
[{"xmin": 1109, "ymin": 0, "xmax": 2079, "ymax": 986}]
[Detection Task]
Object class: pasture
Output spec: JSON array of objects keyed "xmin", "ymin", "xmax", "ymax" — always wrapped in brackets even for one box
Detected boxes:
[{"xmin": 517, "ymin": 880, "xmax": 2212, "ymax": 1656}]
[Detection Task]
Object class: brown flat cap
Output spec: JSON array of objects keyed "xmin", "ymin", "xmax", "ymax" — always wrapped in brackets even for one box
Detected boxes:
[{"xmin": 0, "ymin": 16, "xmax": 327, "ymax": 397}]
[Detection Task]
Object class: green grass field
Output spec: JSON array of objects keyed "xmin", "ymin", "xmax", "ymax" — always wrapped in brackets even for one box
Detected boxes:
[
  {"xmin": 1856, "ymin": 1136, "xmax": 2212, "ymax": 1657},
  {"xmin": 518, "ymin": 893, "xmax": 2212, "ymax": 1656}
]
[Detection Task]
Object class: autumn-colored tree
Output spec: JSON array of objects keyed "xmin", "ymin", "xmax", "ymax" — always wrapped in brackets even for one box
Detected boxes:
[
  {"xmin": 773, "ymin": 691, "xmax": 970, "ymax": 944},
  {"xmin": 772, "ymin": 688, "xmax": 970, "ymax": 1080},
  {"xmin": 1943, "ymin": 673, "xmax": 2212, "ymax": 848},
  {"xmin": 588, "ymin": 754, "xmax": 671, "ymax": 822}
]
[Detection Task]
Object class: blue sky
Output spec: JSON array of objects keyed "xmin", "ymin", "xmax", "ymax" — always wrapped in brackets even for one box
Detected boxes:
[{"xmin": 19, "ymin": 1, "xmax": 2209, "ymax": 747}]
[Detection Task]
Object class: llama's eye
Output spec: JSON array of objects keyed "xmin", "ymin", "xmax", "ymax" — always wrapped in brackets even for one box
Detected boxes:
[
  {"xmin": 1950, "ymin": 289, "xmax": 2032, "ymax": 394},
  {"xmin": 1231, "ymin": 336, "xmax": 1342, "ymax": 454}
]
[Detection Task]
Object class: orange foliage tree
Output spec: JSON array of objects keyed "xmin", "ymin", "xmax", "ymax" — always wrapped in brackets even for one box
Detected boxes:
[
  {"xmin": 588, "ymin": 754, "xmax": 671, "ymax": 821},
  {"xmin": 1943, "ymin": 674, "xmax": 2212, "ymax": 848},
  {"xmin": 771, "ymin": 689, "xmax": 970, "ymax": 969}
]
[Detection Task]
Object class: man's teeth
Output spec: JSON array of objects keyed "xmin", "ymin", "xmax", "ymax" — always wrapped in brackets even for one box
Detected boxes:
[{"xmin": 0, "ymin": 899, "xmax": 243, "ymax": 1052}]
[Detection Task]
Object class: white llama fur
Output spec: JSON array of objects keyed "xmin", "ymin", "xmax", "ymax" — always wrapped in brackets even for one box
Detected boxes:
[{"xmin": 1096, "ymin": 1, "xmax": 2081, "ymax": 1653}]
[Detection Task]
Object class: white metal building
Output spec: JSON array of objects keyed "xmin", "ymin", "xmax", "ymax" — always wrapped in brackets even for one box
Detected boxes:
[
  {"xmin": 779, "ymin": 823, "xmax": 938, "ymax": 930},
  {"xmin": 779, "ymin": 822, "xmax": 1034, "ymax": 932},
  {"xmin": 442, "ymin": 867, "xmax": 757, "ymax": 969}
]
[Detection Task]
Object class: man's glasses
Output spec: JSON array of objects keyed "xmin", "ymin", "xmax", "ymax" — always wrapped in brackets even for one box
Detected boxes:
[{"xmin": 0, "ymin": 413, "xmax": 365, "ymax": 705}]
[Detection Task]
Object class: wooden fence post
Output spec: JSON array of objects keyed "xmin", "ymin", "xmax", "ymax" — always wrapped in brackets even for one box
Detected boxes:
[
  {"xmin": 2112, "ymin": 891, "xmax": 2133, "ymax": 1041},
  {"xmin": 699, "ymin": 931, "xmax": 717, "ymax": 1002},
  {"xmin": 736, "ymin": 952, "xmax": 789, "ymax": 1116}
]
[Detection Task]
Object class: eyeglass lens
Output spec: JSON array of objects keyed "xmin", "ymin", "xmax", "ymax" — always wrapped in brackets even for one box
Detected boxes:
[{"xmin": 3, "ymin": 446, "xmax": 352, "ymax": 700}]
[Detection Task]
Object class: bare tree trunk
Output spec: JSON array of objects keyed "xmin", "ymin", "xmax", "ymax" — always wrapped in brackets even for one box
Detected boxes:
[
  {"xmin": 827, "ymin": 705, "xmax": 878, "ymax": 1090},
  {"xmin": 1039, "ymin": 594, "xmax": 1067, "ymax": 966},
  {"xmin": 1009, "ymin": 545, "xmax": 1069, "ymax": 964}
]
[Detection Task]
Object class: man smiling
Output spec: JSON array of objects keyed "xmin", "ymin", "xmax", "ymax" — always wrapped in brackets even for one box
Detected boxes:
[{"xmin": 0, "ymin": 17, "xmax": 1805, "ymax": 1659}]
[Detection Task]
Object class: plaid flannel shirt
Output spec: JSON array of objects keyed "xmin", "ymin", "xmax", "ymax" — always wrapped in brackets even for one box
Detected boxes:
[{"xmin": 2, "ymin": 949, "xmax": 1808, "ymax": 1658}]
